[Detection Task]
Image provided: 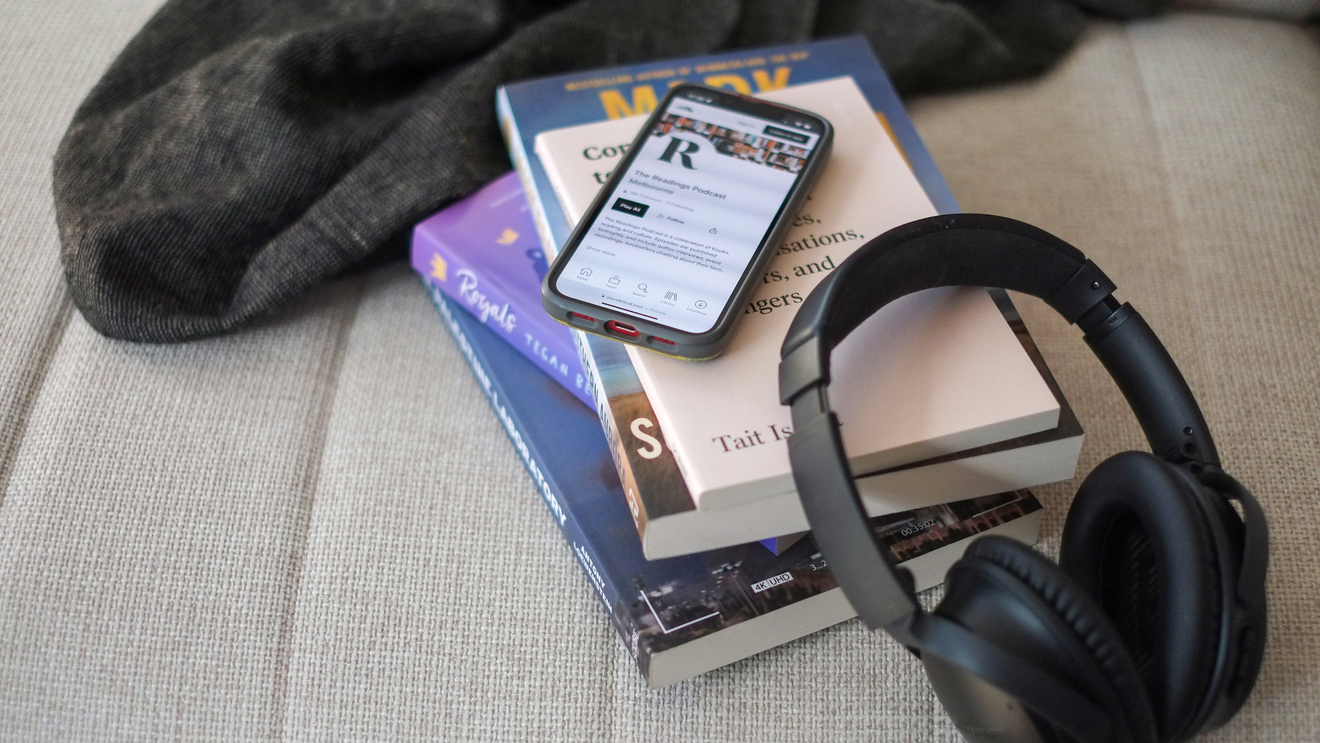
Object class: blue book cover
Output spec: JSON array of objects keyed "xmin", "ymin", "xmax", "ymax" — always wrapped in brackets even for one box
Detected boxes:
[
  {"xmin": 497, "ymin": 36, "xmax": 958, "ymax": 261},
  {"xmin": 411, "ymin": 172, "xmax": 591, "ymax": 407},
  {"xmin": 425, "ymin": 279, "xmax": 1043, "ymax": 688}
]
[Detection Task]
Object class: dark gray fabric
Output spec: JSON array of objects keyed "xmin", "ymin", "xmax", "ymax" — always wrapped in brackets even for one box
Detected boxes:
[{"xmin": 52, "ymin": 0, "xmax": 1168, "ymax": 343}]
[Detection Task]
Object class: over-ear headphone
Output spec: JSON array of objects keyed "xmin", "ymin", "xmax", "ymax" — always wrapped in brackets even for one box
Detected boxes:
[{"xmin": 779, "ymin": 214, "xmax": 1268, "ymax": 743}]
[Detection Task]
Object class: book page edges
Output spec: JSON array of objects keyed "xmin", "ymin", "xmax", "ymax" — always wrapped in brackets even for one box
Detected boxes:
[
  {"xmin": 641, "ymin": 431, "xmax": 1078, "ymax": 559},
  {"xmin": 644, "ymin": 507, "xmax": 1043, "ymax": 688}
]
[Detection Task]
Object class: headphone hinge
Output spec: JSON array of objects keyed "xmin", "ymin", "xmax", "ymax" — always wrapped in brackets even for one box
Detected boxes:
[
  {"xmin": 1079, "ymin": 301, "xmax": 1132, "ymax": 342},
  {"xmin": 1050, "ymin": 260, "xmax": 1117, "ymax": 324},
  {"xmin": 789, "ymin": 386, "xmax": 831, "ymax": 424}
]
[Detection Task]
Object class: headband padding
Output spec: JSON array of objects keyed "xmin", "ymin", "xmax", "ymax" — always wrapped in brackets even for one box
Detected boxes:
[
  {"xmin": 782, "ymin": 214, "xmax": 1085, "ymax": 363},
  {"xmin": 1061, "ymin": 451, "xmax": 1225, "ymax": 742},
  {"xmin": 945, "ymin": 535, "xmax": 1158, "ymax": 743}
]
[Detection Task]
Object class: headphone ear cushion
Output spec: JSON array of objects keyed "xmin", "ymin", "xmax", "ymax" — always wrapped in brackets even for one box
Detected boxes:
[
  {"xmin": 939, "ymin": 535, "xmax": 1158, "ymax": 743},
  {"xmin": 1061, "ymin": 451, "xmax": 1225, "ymax": 742}
]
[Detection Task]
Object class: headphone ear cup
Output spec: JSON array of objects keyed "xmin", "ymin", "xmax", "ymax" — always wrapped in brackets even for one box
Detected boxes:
[
  {"xmin": 1061, "ymin": 451, "xmax": 1227, "ymax": 742},
  {"xmin": 935, "ymin": 535, "xmax": 1158, "ymax": 743}
]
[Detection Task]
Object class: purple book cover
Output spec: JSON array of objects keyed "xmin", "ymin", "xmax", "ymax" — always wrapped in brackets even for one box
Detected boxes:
[{"xmin": 411, "ymin": 172, "xmax": 591, "ymax": 407}]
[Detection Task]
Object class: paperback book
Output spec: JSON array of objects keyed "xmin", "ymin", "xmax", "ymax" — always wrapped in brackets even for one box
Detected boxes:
[{"xmin": 425, "ymin": 279, "xmax": 1044, "ymax": 688}]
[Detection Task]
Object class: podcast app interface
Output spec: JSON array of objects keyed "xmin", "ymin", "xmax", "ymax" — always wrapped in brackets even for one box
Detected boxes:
[{"xmin": 556, "ymin": 95, "xmax": 820, "ymax": 334}]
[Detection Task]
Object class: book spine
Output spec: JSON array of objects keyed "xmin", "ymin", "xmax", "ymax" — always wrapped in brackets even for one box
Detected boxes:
[
  {"xmin": 498, "ymin": 87, "xmax": 561, "ymax": 260},
  {"xmin": 428, "ymin": 284, "xmax": 647, "ymax": 678},
  {"xmin": 536, "ymin": 136, "xmax": 578, "ymax": 244},
  {"xmin": 415, "ymin": 227, "xmax": 588, "ymax": 406},
  {"xmin": 571, "ymin": 328, "xmax": 653, "ymax": 540},
  {"xmin": 573, "ymin": 331, "xmax": 703, "ymax": 556}
]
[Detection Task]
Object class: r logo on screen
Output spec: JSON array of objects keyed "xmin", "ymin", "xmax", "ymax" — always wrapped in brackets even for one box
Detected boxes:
[{"xmin": 658, "ymin": 137, "xmax": 700, "ymax": 169}]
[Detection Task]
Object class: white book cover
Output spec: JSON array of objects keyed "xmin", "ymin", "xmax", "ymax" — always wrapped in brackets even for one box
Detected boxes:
[{"xmin": 536, "ymin": 77, "xmax": 1060, "ymax": 512}]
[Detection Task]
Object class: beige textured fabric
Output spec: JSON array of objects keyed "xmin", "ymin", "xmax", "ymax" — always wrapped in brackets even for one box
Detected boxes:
[
  {"xmin": 0, "ymin": 0, "xmax": 158, "ymax": 502},
  {"xmin": 0, "ymin": 283, "xmax": 361, "ymax": 740},
  {"xmin": 1175, "ymin": 0, "xmax": 1318, "ymax": 21},
  {"xmin": 2, "ymin": 4, "xmax": 1318, "ymax": 742}
]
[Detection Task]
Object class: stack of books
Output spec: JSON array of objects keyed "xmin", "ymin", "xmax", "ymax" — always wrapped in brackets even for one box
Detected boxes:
[{"xmin": 411, "ymin": 37, "xmax": 1082, "ymax": 688}]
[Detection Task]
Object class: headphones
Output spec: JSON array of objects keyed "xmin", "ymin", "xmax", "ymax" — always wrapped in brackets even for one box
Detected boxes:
[{"xmin": 779, "ymin": 214, "xmax": 1268, "ymax": 743}]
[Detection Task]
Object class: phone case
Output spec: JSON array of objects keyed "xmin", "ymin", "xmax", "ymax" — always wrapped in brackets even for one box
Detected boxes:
[{"xmin": 541, "ymin": 84, "xmax": 834, "ymax": 360}]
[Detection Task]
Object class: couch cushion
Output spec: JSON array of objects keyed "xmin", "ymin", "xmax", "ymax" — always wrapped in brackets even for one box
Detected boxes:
[{"xmin": 1176, "ymin": 0, "xmax": 1318, "ymax": 21}]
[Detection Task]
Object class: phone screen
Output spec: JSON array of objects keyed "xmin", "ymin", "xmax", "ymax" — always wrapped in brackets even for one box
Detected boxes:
[{"xmin": 553, "ymin": 91, "xmax": 823, "ymax": 334}]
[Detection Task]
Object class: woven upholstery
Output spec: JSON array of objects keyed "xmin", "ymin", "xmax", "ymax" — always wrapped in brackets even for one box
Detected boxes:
[
  {"xmin": 1175, "ymin": 0, "xmax": 1318, "ymax": 20},
  {"xmin": 2, "ymin": 2, "xmax": 1318, "ymax": 740}
]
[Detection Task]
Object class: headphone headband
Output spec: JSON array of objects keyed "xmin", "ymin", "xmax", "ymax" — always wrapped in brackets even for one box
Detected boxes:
[
  {"xmin": 782, "ymin": 214, "xmax": 1091, "ymax": 367},
  {"xmin": 779, "ymin": 214, "xmax": 1220, "ymax": 630}
]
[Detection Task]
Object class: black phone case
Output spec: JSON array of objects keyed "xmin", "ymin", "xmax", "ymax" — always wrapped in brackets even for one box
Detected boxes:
[{"xmin": 541, "ymin": 83, "xmax": 834, "ymax": 360}]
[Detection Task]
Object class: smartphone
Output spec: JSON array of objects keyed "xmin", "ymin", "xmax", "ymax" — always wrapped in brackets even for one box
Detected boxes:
[{"xmin": 542, "ymin": 83, "xmax": 833, "ymax": 360}]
